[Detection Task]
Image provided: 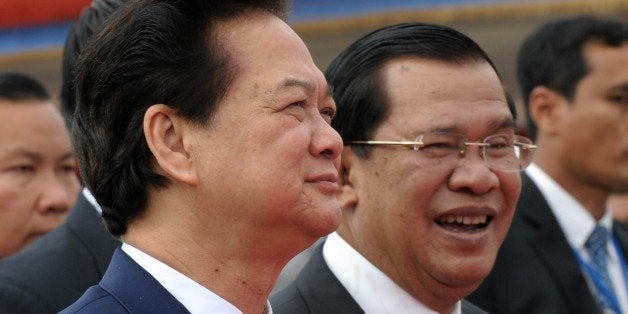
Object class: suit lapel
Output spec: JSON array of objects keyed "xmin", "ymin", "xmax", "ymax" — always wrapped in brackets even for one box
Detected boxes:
[
  {"xmin": 295, "ymin": 244, "xmax": 364, "ymax": 314},
  {"xmin": 461, "ymin": 300, "xmax": 487, "ymax": 314},
  {"xmin": 100, "ymin": 248, "xmax": 189, "ymax": 313},
  {"xmin": 518, "ymin": 174, "xmax": 600, "ymax": 314}
]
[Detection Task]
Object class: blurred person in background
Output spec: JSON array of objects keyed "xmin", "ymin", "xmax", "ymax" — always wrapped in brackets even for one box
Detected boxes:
[
  {"xmin": 0, "ymin": 72, "xmax": 80, "ymax": 258},
  {"xmin": 272, "ymin": 22, "xmax": 535, "ymax": 314},
  {"xmin": 469, "ymin": 15, "xmax": 628, "ymax": 314},
  {"xmin": 0, "ymin": 1, "xmax": 123, "ymax": 313}
]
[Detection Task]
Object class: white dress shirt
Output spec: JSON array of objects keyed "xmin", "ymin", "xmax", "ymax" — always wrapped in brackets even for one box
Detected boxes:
[
  {"xmin": 526, "ymin": 164, "xmax": 628, "ymax": 313},
  {"xmin": 82, "ymin": 188, "xmax": 102, "ymax": 214},
  {"xmin": 121, "ymin": 243, "xmax": 273, "ymax": 314},
  {"xmin": 323, "ymin": 232, "xmax": 462, "ymax": 314}
]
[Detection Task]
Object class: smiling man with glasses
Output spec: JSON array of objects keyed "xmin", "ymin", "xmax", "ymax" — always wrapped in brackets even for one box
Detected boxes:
[{"xmin": 272, "ymin": 22, "xmax": 535, "ymax": 314}]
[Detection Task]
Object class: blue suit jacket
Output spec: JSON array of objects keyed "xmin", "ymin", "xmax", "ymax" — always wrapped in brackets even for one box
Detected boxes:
[{"xmin": 61, "ymin": 248, "xmax": 189, "ymax": 313}]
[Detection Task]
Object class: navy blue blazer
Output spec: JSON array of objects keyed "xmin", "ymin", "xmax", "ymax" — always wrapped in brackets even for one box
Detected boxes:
[
  {"xmin": 468, "ymin": 173, "xmax": 628, "ymax": 314},
  {"xmin": 61, "ymin": 248, "xmax": 189, "ymax": 313},
  {"xmin": 271, "ymin": 243, "xmax": 487, "ymax": 314}
]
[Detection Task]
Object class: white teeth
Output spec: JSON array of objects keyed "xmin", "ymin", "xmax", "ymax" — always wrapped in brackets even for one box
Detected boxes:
[{"xmin": 438, "ymin": 215, "xmax": 488, "ymax": 225}]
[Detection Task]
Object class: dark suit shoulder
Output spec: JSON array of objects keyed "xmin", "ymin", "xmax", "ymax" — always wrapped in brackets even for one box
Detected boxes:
[
  {"xmin": 59, "ymin": 285, "xmax": 127, "ymax": 313},
  {"xmin": 0, "ymin": 281, "xmax": 49, "ymax": 314},
  {"xmin": 63, "ymin": 248, "xmax": 189, "ymax": 313},
  {"xmin": 271, "ymin": 244, "xmax": 364, "ymax": 314},
  {"xmin": 0, "ymin": 224, "xmax": 92, "ymax": 313},
  {"xmin": 272, "ymin": 281, "xmax": 311, "ymax": 314},
  {"xmin": 461, "ymin": 300, "xmax": 488, "ymax": 314},
  {"xmin": 0, "ymin": 194, "xmax": 119, "ymax": 313}
]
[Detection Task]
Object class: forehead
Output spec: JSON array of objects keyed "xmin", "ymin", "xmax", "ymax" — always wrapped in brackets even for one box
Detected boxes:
[
  {"xmin": 379, "ymin": 58, "xmax": 511, "ymax": 136},
  {"xmin": 0, "ymin": 102, "xmax": 72, "ymax": 164},
  {"xmin": 215, "ymin": 12, "xmax": 318, "ymax": 84},
  {"xmin": 0, "ymin": 101, "xmax": 67, "ymax": 142},
  {"xmin": 581, "ymin": 41, "xmax": 628, "ymax": 87}
]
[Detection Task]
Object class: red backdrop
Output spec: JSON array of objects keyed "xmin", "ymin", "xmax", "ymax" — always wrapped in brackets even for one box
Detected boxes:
[{"xmin": 0, "ymin": 0, "xmax": 91, "ymax": 29}]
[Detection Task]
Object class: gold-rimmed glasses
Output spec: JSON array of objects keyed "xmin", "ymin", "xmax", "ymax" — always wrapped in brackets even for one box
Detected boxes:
[{"xmin": 347, "ymin": 132, "xmax": 537, "ymax": 172}]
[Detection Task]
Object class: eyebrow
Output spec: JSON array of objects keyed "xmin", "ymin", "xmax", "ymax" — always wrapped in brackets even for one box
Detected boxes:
[
  {"xmin": 425, "ymin": 117, "xmax": 516, "ymax": 134},
  {"xmin": 2, "ymin": 147, "xmax": 74, "ymax": 164},
  {"xmin": 282, "ymin": 78, "xmax": 314, "ymax": 90},
  {"xmin": 280, "ymin": 78, "xmax": 333, "ymax": 98},
  {"xmin": 607, "ymin": 83, "xmax": 628, "ymax": 93}
]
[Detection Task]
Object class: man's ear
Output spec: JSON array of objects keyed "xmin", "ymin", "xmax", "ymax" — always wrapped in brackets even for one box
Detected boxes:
[
  {"xmin": 143, "ymin": 104, "xmax": 199, "ymax": 186},
  {"xmin": 337, "ymin": 149, "xmax": 359, "ymax": 211},
  {"xmin": 528, "ymin": 86, "xmax": 568, "ymax": 136}
]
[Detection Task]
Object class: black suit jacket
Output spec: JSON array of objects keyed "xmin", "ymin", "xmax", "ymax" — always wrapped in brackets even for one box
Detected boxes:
[
  {"xmin": 271, "ymin": 243, "xmax": 487, "ymax": 314},
  {"xmin": 0, "ymin": 192, "xmax": 120, "ymax": 313},
  {"xmin": 468, "ymin": 173, "xmax": 628, "ymax": 314}
]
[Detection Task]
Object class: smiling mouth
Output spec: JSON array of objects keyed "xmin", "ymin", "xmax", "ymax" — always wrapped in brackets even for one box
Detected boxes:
[{"xmin": 436, "ymin": 214, "xmax": 493, "ymax": 232}]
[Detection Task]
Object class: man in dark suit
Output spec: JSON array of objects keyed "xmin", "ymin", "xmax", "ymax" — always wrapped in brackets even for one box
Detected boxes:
[
  {"xmin": 272, "ymin": 22, "xmax": 537, "ymax": 314},
  {"xmin": 468, "ymin": 16, "xmax": 628, "ymax": 314},
  {"xmin": 0, "ymin": 191, "xmax": 118, "ymax": 313},
  {"xmin": 0, "ymin": 73, "xmax": 81, "ymax": 260},
  {"xmin": 62, "ymin": 0, "xmax": 344, "ymax": 312},
  {"xmin": 0, "ymin": 2, "xmax": 123, "ymax": 312}
]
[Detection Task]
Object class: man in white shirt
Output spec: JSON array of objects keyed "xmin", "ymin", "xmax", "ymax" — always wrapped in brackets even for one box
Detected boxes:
[
  {"xmin": 272, "ymin": 22, "xmax": 537, "ymax": 314},
  {"xmin": 469, "ymin": 16, "xmax": 628, "ymax": 314},
  {"xmin": 62, "ymin": 0, "xmax": 344, "ymax": 313}
]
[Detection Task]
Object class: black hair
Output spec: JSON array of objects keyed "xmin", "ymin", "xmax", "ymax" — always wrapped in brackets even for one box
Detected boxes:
[
  {"xmin": 73, "ymin": 0, "xmax": 288, "ymax": 236},
  {"xmin": 517, "ymin": 15, "xmax": 628, "ymax": 140},
  {"xmin": 327, "ymin": 22, "xmax": 511, "ymax": 158},
  {"xmin": 0, "ymin": 72, "xmax": 50, "ymax": 102},
  {"xmin": 60, "ymin": 0, "xmax": 127, "ymax": 122}
]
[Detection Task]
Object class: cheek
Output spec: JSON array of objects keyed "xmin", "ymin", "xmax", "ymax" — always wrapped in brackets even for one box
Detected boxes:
[
  {"xmin": 0, "ymin": 193, "xmax": 32, "ymax": 233},
  {"xmin": 0, "ymin": 182, "xmax": 29, "ymax": 213}
]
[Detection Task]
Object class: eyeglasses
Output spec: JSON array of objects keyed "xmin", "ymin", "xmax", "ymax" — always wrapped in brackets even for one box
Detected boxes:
[{"xmin": 347, "ymin": 132, "xmax": 537, "ymax": 172}]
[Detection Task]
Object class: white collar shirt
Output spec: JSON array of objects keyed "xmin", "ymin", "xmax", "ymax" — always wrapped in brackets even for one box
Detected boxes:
[
  {"xmin": 526, "ymin": 163, "xmax": 628, "ymax": 313},
  {"xmin": 323, "ymin": 232, "xmax": 462, "ymax": 314},
  {"xmin": 121, "ymin": 243, "xmax": 273, "ymax": 314},
  {"xmin": 82, "ymin": 187, "xmax": 102, "ymax": 214}
]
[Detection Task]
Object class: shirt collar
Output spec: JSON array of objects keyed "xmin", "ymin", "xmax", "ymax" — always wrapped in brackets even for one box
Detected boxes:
[
  {"xmin": 82, "ymin": 187, "xmax": 103, "ymax": 214},
  {"xmin": 121, "ymin": 243, "xmax": 273, "ymax": 314},
  {"xmin": 525, "ymin": 164, "xmax": 613, "ymax": 250},
  {"xmin": 323, "ymin": 232, "xmax": 462, "ymax": 314}
]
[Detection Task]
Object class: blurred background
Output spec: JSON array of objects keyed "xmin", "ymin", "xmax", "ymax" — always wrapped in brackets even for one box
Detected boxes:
[{"xmin": 0, "ymin": 0, "xmax": 626, "ymax": 128}]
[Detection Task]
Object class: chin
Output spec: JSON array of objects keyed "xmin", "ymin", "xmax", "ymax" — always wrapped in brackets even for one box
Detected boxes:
[
  {"xmin": 438, "ymin": 258, "xmax": 494, "ymax": 288},
  {"xmin": 302, "ymin": 206, "xmax": 342, "ymax": 238}
]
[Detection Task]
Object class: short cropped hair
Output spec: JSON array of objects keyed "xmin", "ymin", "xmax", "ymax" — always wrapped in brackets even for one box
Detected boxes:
[
  {"xmin": 517, "ymin": 16, "xmax": 628, "ymax": 140},
  {"xmin": 0, "ymin": 72, "xmax": 50, "ymax": 103},
  {"xmin": 327, "ymin": 22, "xmax": 512, "ymax": 158},
  {"xmin": 73, "ymin": 0, "xmax": 288, "ymax": 236}
]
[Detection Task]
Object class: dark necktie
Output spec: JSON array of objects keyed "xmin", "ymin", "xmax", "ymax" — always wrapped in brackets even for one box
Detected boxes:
[{"xmin": 585, "ymin": 225, "xmax": 619, "ymax": 313}]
